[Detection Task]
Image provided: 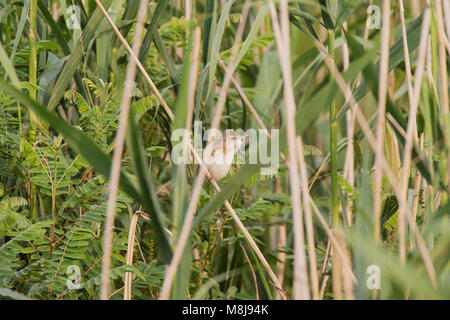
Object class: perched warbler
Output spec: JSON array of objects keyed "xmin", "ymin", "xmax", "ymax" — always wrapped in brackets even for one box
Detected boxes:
[{"xmin": 203, "ymin": 130, "xmax": 246, "ymax": 181}]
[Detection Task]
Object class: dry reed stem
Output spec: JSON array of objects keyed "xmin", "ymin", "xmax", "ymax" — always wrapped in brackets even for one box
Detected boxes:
[
  {"xmin": 195, "ymin": 63, "xmax": 359, "ymax": 292},
  {"xmin": 159, "ymin": 0, "xmax": 253, "ymax": 297},
  {"xmin": 269, "ymin": 0, "xmax": 310, "ymax": 300},
  {"xmin": 217, "ymin": 57, "xmax": 298, "ymax": 300},
  {"xmin": 312, "ymin": 13, "xmax": 437, "ymax": 286},
  {"xmin": 410, "ymin": 133, "xmax": 424, "ymax": 250},
  {"xmin": 216, "ymin": 187, "xmax": 287, "ymax": 299},
  {"xmin": 444, "ymin": 34, "xmax": 450, "ymax": 57},
  {"xmin": 96, "ymin": 0, "xmax": 285, "ymax": 299},
  {"xmin": 217, "ymin": 57, "xmax": 290, "ymax": 167},
  {"xmin": 386, "ymin": 113, "xmax": 407, "ymax": 140},
  {"xmin": 314, "ymin": 52, "xmax": 438, "ymax": 287},
  {"xmin": 218, "ymin": 59, "xmax": 267, "ymax": 135},
  {"xmin": 343, "ymin": 4, "xmax": 372, "ymax": 226},
  {"xmin": 309, "ymin": 201, "xmax": 356, "ymax": 283},
  {"xmin": 398, "ymin": 0, "xmax": 415, "ymax": 117},
  {"xmin": 160, "ymin": 1, "xmax": 287, "ymax": 300},
  {"xmin": 434, "ymin": 0, "xmax": 450, "ymax": 195},
  {"xmin": 296, "ymin": 136, "xmax": 320, "ymax": 299},
  {"xmin": 275, "ymin": 228, "xmax": 287, "ymax": 298},
  {"xmin": 410, "ymin": 0, "xmax": 421, "ymax": 17},
  {"xmin": 319, "ymin": 274, "xmax": 330, "ymax": 299},
  {"xmin": 341, "ymin": 6, "xmax": 371, "ymax": 226},
  {"xmin": 397, "ymin": 0, "xmax": 414, "ymax": 265},
  {"xmin": 94, "ymin": 0, "xmax": 174, "ymax": 120},
  {"xmin": 332, "ymin": 25, "xmax": 358, "ymax": 293},
  {"xmin": 340, "ymin": 236, "xmax": 355, "ymax": 300},
  {"xmin": 443, "ymin": 0, "xmax": 450, "ymax": 41},
  {"xmin": 210, "ymin": 0, "xmax": 250, "ymax": 131},
  {"xmin": 124, "ymin": 212, "xmax": 140, "ymax": 300},
  {"xmin": 273, "ymin": 177, "xmax": 287, "ymax": 300},
  {"xmin": 185, "ymin": 0, "xmax": 192, "ymax": 21},
  {"xmin": 159, "ymin": 26, "xmax": 202, "ymax": 300},
  {"xmin": 373, "ymin": 0, "xmax": 391, "ymax": 243},
  {"xmin": 240, "ymin": 243, "xmax": 259, "ymax": 300},
  {"xmin": 435, "ymin": 0, "xmax": 449, "ymax": 114},
  {"xmin": 100, "ymin": 0, "xmax": 148, "ymax": 300},
  {"xmin": 399, "ymin": 8, "xmax": 430, "ymax": 265},
  {"xmin": 222, "ymin": 55, "xmax": 357, "ymax": 292},
  {"xmin": 321, "ymin": 238, "xmax": 331, "ymax": 274}
]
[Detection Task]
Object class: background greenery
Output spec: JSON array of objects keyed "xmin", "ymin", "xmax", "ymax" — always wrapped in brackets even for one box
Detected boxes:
[{"xmin": 0, "ymin": 0, "xmax": 448, "ymax": 300}]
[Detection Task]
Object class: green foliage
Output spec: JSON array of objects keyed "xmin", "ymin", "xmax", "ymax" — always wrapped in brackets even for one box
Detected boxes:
[{"xmin": 0, "ymin": 0, "xmax": 448, "ymax": 301}]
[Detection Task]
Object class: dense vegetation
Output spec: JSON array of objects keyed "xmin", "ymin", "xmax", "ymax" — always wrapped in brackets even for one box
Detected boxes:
[{"xmin": 0, "ymin": 0, "xmax": 449, "ymax": 300}]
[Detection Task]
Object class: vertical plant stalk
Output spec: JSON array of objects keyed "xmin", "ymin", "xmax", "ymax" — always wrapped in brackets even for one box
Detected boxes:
[
  {"xmin": 218, "ymin": 57, "xmax": 351, "ymax": 298},
  {"xmin": 327, "ymin": 21, "xmax": 343, "ymax": 301},
  {"xmin": 341, "ymin": 22, "xmax": 355, "ymax": 227},
  {"xmin": 100, "ymin": 0, "xmax": 149, "ymax": 300},
  {"xmin": 29, "ymin": 0, "xmax": 38, "ymax": 220},
  {"xmin": 185, "ymin": 0, "xmax": 192, "ymax": 20},
  {"xmin": 296, "ymin": 137, "xmax": 320, "ymax": 299},
  {"xmin": 400, "ymin": 8, "xmax": 430, "ymax": 264},
  {"xmin": 268, "ymin": 0, "xmax": 310, "ymax": 300},
  {"xmin": 97, "ymin": 0, "xmax": 286, "ymax": 299},
  {"xmin": 217, "ymin": 57, "xmax": 290, "ymax": 167},
  {"xmin": 341, "ymin": 8, "xmax": 370, "ymax": 228},
  {"xmin": 397, "ymin": 0, "xmax": 414, "ymax": 265},
  {"xmin": 435, "ymin": 0, "xmax": 449, "ymax": 115},
  {"xmin": 327, "ymin": 22, "xmax": 358, "ymax": 295},
  {"xmin": 309, "ymin": 200, "xmax": 356, "ymax": 284},
  {"xmin": 443, "ymin": 0, "xmax": 450, "ymax": 41},
  {"xmin": 216, "ymin": 57, "xmax": 292, "ymax": 299},
  {"xmin": 29, "ymin": 0, "xmax": 37, "ymax": 106},
  {"xmin": 161, "ymin": 0, "xmax": 260, "ymax": 300},
  {"xmin": 159, "ymin": 26, "xmax": 202, "ymax": 300},
  {"xmin": 124, "ymin": 212, "xmax": 140, "ymax": 300},
  {"xmin": 161, "ymin": 1, "xmax": 253, "ymax": 301},
  {"xmin": 94, "ymin": 0, "xmax": 174, "ymax": 120},
  {"xmin": 373, "ymin": 0, "xmax": 391, "ymax": 243},
  {"xmin": 274, "ymin": 177, "xmax": 287, "ymax": 300},
  {"xmin": 410, "ymin": 133, "xmax": 424, "ymax": 250},
  {"xmin": 398, "ymin": 0, "xmax": 415, "ymax": 119},
  {"xmin": 410, "ymin": 0, "xmax": 421, "ymax": 17},
  {"xmin": 49, "ymin": 155, "xmax": 57, "ymax": 259},
  {"xmin": 313, "ymin": 32, "xmax": 437, "ymax": 287},
  {"xmin": 123, "ymin": 211, "xmax": 150, "ymax": 300},
  {"xmin": 328, "ymin": 29, "xmax": 339, "ymax": 229},
  {"xmin": 161, "ymin": 1, "xmax": 286, "ymax": 300},
  {"xmin": 434, "ymin": 0, "xmax": 450, "ymax": 194},
  {"xmin": 240, "ymin": 243, "xmax": 259, "ymax": 300}
]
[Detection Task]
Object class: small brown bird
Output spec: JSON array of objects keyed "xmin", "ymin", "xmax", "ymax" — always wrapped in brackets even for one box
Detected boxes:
[{"xmin": 203, "ymin": 131, "xmax": 246, "ymax": 181}]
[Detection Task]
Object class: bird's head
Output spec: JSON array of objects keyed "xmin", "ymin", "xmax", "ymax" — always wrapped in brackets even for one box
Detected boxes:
[{"xmin": 222, "ymin": 131, "xmax": 247, "ymax": 154}]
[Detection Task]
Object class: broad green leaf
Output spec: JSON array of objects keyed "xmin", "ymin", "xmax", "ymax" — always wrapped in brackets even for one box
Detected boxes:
[
  {"xmin": 137, "ymin": 0, "xmax": 169, "ymax": 68},
  {"xmin": 47, "ymin": 0, "xmax": 113, "ymax": 111},
  {"xmin": 193, "ymin": 164, "xmax": 261, "ymax": 226},
  {"xmin": 279, "ymin": 44, "xmax": 379, "ymax": 151},
  {"xmin": 345, "ymin": 20, "xmax": 432, "ymax": 184},
  {"xmin": 0, "ymin": 79, "xmax": 173, "ymax": 263},
  {"xmin": 0, "ymin": 41, "xmax": 20, "ymax": 86},
  {"xmin": 207, "ymin": 0, "xmax": 235, "ymax": 99},
  {"xmin": 126, "ymin": 117, "xmax": 173, "ymax": 263}
]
